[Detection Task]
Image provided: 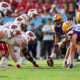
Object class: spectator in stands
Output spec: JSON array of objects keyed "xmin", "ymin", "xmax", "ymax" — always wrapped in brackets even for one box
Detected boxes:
[
  {"xmin": 66, "ymin": 11, "xmax": 76, "ymax": 24},
  {"xmin": 49, "ymin": 4, "xmax": 58, "ymax": 16},
  {"xmin": 10, "ymin": 0, "xmax": 18, "ymax": 13},
  {"xmin": 11, "ymin": 0, "xmax": 26, "ymax": 17},
  {"xmin": 41, "ymin": 8, "xmax": 50, "ymax": 17},
  {"xmin": 25, "ymin": 0, "xmax": 35, "ymax": 13},
  {"xmin": 37, "ymin": 19, "xmax": 46, "ymax": 58},
  {"xmin": 40, "ymin": 18, "xmax": 54, "ymax": 60},
  {"xmin": 0, "ymin": 0, "xmax": 10, "ymax": 4},
  {"xmin": 42, "ymin": 0, "xmax": 52, "ymax": 10},
  {"xmin": 35, "ymin": 2, "xmax": 43, "ymax": 16},
  {"xmin": 28, "ymin": 23, "xmax": 38, "ymax": 59},
  {"xmin": 59, "ymin": 4, "xmax": 66, "ymax": 15}
]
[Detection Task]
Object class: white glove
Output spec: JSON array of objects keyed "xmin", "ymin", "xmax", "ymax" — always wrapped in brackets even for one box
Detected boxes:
[
  {"xmin": 50, "ymin": 53, "xmax": 56, "ymax": 58},
  {"xmin": 57, "ymin": 42, "xmax": 63, "ymax": 48}
]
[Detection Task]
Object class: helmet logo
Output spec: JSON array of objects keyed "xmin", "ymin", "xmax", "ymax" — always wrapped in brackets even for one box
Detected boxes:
[
  {"xmin": 11, "ymin": 25, "xmax": 17, "ymax": 29},
  {"xmin": 28, "ymin": 32, "xmax": 34, "ymax": 37},
  {"xmin": 2, "ymin": 3, "xmax": 8, "ymax": 8},
  {"xmin": 17, "ymin": 18, "xmax": 23, "ymax": 21}
]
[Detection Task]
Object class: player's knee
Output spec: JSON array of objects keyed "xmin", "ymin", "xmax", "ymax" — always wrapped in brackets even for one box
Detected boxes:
[{"xmin": 22, "ymin": 48, "xmax": 28, "ymax": 56}]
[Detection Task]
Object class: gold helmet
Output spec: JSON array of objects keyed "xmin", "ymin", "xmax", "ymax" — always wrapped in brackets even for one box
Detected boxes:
[
  {"xmin": 78, "ymin": 5, "xmax": 80, "ymax": 11},
  {"xmin": 76, "ymin": 5, "xmax": 80, "ymax": 22},
  {"xmin": 76, "ymin": 11, "xmax": 80, "ymax": 22},
  {"xmin": 62, "ymin": 21, "xmax": 75, "ymax": 33},
  {"xmin": 53, "ymin": 14, "xmax": 63, "ymax": 22}
]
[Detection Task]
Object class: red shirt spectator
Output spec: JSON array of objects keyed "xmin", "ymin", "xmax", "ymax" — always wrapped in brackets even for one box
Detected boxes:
[
  {"xmin": 0, "ymin": 0, "xmax": 10, "ymax": 4},
  {"xmin": 16, "ymin": 0, "xmax": 25, "ymax": 11},
  {"xmin": 25, "ymin": 0, "xmax": 35, "ymax": 13},
  {"xmin": 10, "ymin": 0, "xmax": 18, "ymax": 9},
  {"xmin": 11, "ymin": 0, "xmax": 26, "ymax": 17},
  {"xmin": 42, "ymin": 0, "xmax": 52, "ymax": 10},
  {"xmin": 35, "ymin": 2, "xmax": 43, "ymax": 15}
]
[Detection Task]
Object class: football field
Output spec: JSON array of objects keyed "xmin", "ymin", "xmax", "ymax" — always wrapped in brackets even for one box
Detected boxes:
[{"xmin": 0, "ymin": 60, "xmax": 80, "ymax": 80}]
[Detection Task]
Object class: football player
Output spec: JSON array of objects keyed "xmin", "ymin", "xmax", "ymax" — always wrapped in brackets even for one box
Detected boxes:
[
  {"xmin": 14, "ymin": 9, "xmax": 38, "ymax": 65},
  {"xmin": 0, "ymin": 24, "xmax": 22, "ymax": 68},
  {"xmin": 47, "ymin": 14, "xmax": 64, "ymax": 67},
  {"xmin": 47, "ymin": 14, "xmax": 75, "ymax": 67},
  {"xmin": 15, "ymin": 31, "xmax": 39, "ymax": 67},
  {"xmin": 0, "ymin": 2, "xmax": 11, "ymax": 24},
  {"xmin": 65, "ymin": 24, "xmax": 80, "ymax": 68},
  {"xmin": 0, "ymin": 2, "xmax": 21, "ymax": 68},
  {"xmin": 0, "ymin": 9, "xmax": 39, "ymax": 67}
]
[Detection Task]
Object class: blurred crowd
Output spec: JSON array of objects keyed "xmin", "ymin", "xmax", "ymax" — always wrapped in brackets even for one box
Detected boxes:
[{"xmin": 0, "ymin": 0, "xmax": 78, "ymax": 17}]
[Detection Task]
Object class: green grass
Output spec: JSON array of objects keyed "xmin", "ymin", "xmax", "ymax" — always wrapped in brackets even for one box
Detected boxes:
[{"xmin": 0, "ymin": 60, "xmax": 80, "ymax": 80}]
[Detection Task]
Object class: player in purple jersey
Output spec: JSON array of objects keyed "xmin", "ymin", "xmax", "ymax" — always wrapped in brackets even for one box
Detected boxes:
[
  {"xmin": 47, "ymin": 18, "xmax": 75, "ymax": 67},
  {"xmin": 65, "ymin": 24, "xmax": 80, "ymax": 68},
  {"xmin": 47, "ymin": 14, "xmax": 64, "ymax": 67}
]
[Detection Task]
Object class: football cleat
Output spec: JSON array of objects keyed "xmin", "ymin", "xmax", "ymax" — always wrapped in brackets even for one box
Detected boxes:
[
  {"xmin": 69, "ymin": 64, "xmax": 73, "ymax": 68},
  {"xmin": 8, "ymin": 64, "xmax": 13, "ymax": 66},
  {"xmin": 66, "ymin": 64, "xmax": 73, "ymax": 68},
  {"xmin": 47, "ymin": 57, "xmax": 54, "ymax": 67},
  {"xmin": 16, "ymin": 64, "xmax": 21, "ymax": 68},
  {"xmin": 66, "ymin": 64, "xmax": 69, "ymax": 68},
  {"xmin": 63, "ymin": 61, "xmax": 67, "ymax": 67},
  {"xmin": 33, "ymin": 63, "xmax": 39, "ymax": 67}
]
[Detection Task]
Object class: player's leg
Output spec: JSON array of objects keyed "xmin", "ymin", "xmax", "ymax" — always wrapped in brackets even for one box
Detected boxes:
[
  {"xmin": 67, "ymin": 44, "xmax": 76, "ymax": 68},
  {"xmin": 22, "ymin": 47, "xmax": 39, "ymax": 67},
  {"xmin": 19, "ymin": 47, "xmax": 27, "ymax": 65},
  {"xmin": 0, "ymin": 43, "xmax": 9, "ymax": 67},
  {"xmin": 40, "ymin": 41, "xmax": 47, "ymax": 60},
  {"xmin": 63, "ymin": 46, "xmax": 70, "ymax": 66}
]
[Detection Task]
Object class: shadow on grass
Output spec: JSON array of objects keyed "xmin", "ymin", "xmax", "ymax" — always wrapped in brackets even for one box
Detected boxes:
[
  {"xmin": 21, "ymin": 65, "xmax": 80, "ymax": 71},
  {"xmin": 0, "ymin": 76, "xmax": 8, "ymax": 78}
]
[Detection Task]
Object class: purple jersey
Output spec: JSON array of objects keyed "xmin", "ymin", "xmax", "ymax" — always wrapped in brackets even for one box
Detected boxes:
[
  {"xmin": 68, "ymin": 24, "xmax": 80, "ymax": 42},
  {"xmin": 54, "ymin": 26, "xmax": 64, "ymax": 35}
]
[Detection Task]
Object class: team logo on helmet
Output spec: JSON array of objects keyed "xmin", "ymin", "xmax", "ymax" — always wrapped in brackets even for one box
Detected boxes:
[
  {"xmin": 17, "ymin": 18, "xmax": 23, "ymax": 21},
  {"xmin": 2, "ymin": 3, "xmax": 9, "ymax": 8},
  {"xmin": 11, "ymin": 25, "xmax": 18, "ymax": 29},
  {"xmin": 53, "ymin": 14, "xmax": 63, "ymax": 22},
  {"xmin": 28, "ymin": 32, "xmax": 34, "ymax": 37}
]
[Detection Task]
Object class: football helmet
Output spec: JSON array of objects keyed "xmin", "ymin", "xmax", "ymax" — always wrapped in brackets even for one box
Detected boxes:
[
  {"xmin": 27, "ymin": 9, "xmax": 38, "ymax": 18},
  {"xmin": 14, "ymin": 17, "xmax": 26, "ymax": 26},
  {"xmin": 25, "ymin": 31, "xmax": 36, "ymax": 43},
  {"xmin": 53, "ymin": 14, "xmax": 63, "ymax": 22},
  {"xmin": 20, "ymin": 14, "xmax": 30, "ymax": 25},
  {"xmin": 78, "ymin": 5, "xmax": 80, "ymax": 11},
  {"xmin": 0, "ymin": 2, "xmax": 11, "ymax": 16},
  {"xmin": 62, "ymin": 21, "xmax": 75, "ymax": 33},
  {"xmin": 9, "ymin": 24, "xmax": 21, "ymax": 35},
  {"xmin": 76, "ymin": 11, "xmax": 80, "ymax": 22},
  {"xmin": 53, "ymin": 14, "xmax": 63, "ymax": 27}
]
